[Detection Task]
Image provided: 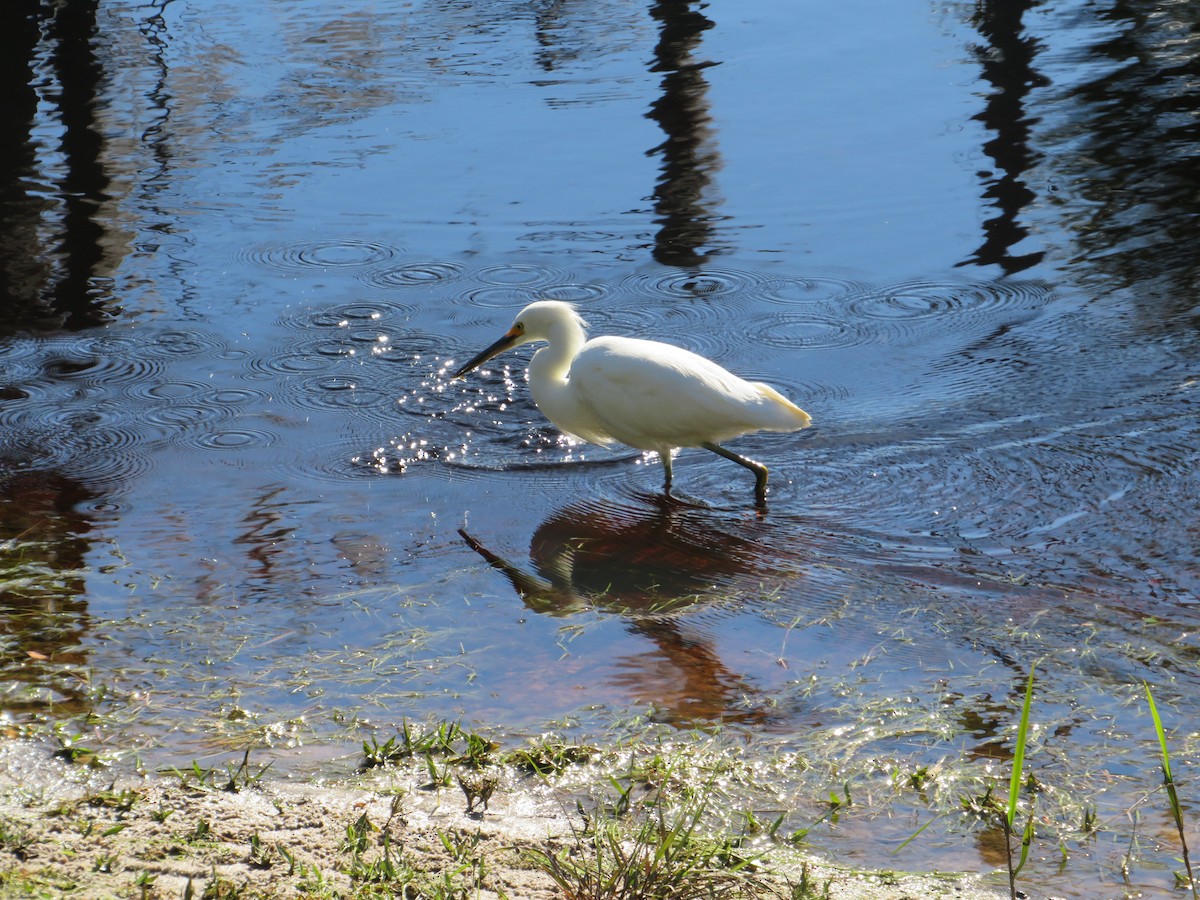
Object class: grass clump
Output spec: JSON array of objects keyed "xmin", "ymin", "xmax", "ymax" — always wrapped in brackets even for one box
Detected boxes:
[
  {"xmin": 359, "ymin": 734, "xmax": 409, "ymax": 770},
  {"xmin": 337, "ymin": 811, "xmax": 491, "ymax": 899},
  {"xmin": 0, "ymin": 818, "xmax": 35, "ymax": 860},
  {"xmin": 361, "ymin": 721, "xmax": 595, "ymax": 777},
  {"xmin": 360, "ymin": 720, "xmax": 475, "ymax": 771},
  {"xmin": 526, "ymin": 769, "xmax": 764, "ymax": 900},
  {"xmin": 358, "ymin": 721, "xmax": 597, "ymax": 816},
  {"xmin": 52, "ymin": 731, "xmax": 109, "ymax": 769},
  {"xmin": 166, "ymin": 748, "xmax": 271, "ymax": 793},
  {"xmin": 504, "ymin": 736, "xmax": 594, "ymax": 776}
]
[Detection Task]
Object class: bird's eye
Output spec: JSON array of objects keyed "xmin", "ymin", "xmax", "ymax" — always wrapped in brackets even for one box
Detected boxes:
[{"xmin": 515, "ymin": 322, "xmax": 524, "ymax": 331}]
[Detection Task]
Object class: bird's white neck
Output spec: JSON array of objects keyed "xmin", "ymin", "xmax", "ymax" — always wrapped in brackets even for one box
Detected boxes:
[{"xmin": 527, "ymin": 317, "xmax": 586, "ymax": 435}]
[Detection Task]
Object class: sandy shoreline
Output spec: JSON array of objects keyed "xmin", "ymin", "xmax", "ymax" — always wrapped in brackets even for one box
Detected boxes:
[{"xmin": 0, "ymin": 739, "xmax": 1010, "ymax": 899}]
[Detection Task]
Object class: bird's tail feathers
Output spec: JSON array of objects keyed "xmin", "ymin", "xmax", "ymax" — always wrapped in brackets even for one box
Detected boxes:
[{"xmin": 754, "ymin": 383, "xmax": 812, "ymax": 430}]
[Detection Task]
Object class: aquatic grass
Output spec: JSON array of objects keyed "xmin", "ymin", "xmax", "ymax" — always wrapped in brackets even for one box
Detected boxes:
[
  {"xmin": 504, "ymin": 735, "xmax": 595, "ymax": 775},
  {"xmin": 86, "ymin": 784, "xmax": 141, "ymax": 812},
  {"xmin": 52, "ymin": 732, "xmax": 108, "ymax": 768},
  {"xmin": 738, "ymin": 807, "xmax": 787, "ymax": 840},
  {"xmin": 433, "ymin": 828, "xmax": 493, "ymax": 895},
  {"xmin": 0, "ymin": 867, "xmax": 79, "ymax": 896},
  {"xmin": 360, "ymin": 734, "xmax": 408, "ymax": 770},
  {"xmin": 359, "ymin": 719, "xmax": 503, "ymax": 774},
  {"xmin": 399, "ymin": 718, "xmax": 463, "ymax": 757},
  {"xmin": 248, "ymin": 832, "xmax": 281, "ymax": 870},
  {"xmin": 164, "ymin": 748, "xmax": 271, "ymax": 793},
  {"xmin": 63, "ymin": 577, "xmax": 471, "ymax": 763},
  {"xmin": 936, "ymin": 667, "xmax": 1039, "ymax": 898},
  {"xmin": 150, "ymin": 803, "xmax": 173, "ymax": 824},
  {"xmin": 1079, "ymin": 804, "xmax": 1098, "ymax": 838},
  {"xmin": 786, "ymin": 863, "xmax": 833, "ymax": 899},
  {"xmin": 49, "ymin": 724, "xmax": 120, "ymax": 772},
  {"xmin": 133, "ymin": 869, "xmax": 157, "ymax": 898},
  {"xmin": 359, "ymin": 724, "xmax": 595, "ymax": 812},
  {"xmin": 788, "ymin": 783, "xmax": 852, "ymax": 845},
  {"xmin": 891, "ymin": 809, "xmax": 946, "ymax": 856},
  {"xmin": 1145, "ymin": 682, "xmax": 1198, "ymax": 899},
  {"xmin": 454, "ymin": 729, "xmax": 501, "ymax": 768}
]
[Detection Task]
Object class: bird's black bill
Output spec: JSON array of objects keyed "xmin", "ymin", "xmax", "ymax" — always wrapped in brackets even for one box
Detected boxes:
[{"xmin": 453, "ymin": 329, "xmax": 520, "ymax": 378}]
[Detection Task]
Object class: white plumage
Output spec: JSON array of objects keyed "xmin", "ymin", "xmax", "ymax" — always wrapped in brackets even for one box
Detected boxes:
[{"xmin": 454, "ymin": 301, "xmax": 811, "ymax": 504}]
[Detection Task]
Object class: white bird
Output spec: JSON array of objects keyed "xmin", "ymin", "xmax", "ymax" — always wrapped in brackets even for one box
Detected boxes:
[{"xmin": 453, "ymin": 300, "xmax": 812, "ymax": 504}]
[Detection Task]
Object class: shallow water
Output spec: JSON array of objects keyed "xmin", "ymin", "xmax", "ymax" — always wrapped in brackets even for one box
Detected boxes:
[{"xmin": 2, "ymin": 0, "xmax": 1198, "ymax": 895}]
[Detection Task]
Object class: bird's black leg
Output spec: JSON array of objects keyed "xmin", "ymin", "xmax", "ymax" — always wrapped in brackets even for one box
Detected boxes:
[
  {"xmin": 659, "ymin": 451, "xmax": 674, "ymax": 497},
  {"xmin": 701, "ymin": 441, "xmax": 769, "ymax": 505}
]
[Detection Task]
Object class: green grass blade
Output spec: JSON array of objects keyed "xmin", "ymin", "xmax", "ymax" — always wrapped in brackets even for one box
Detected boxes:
[
  {"xmin": 1013, "ymin": 808, "xmax": 1036, "ymax": 879},
  {"xmin": 1007, "ymin": 665, "xmax": 1036, "ymax": 828},
  {"xmin": 1145, "ymin": 682, "xmax": 1173, "ymax": 783},
  {"xmin": 892, "ymin": 812, "xmax": 944, "ymax": 854},
  {"xmin": 1146, "ymin": 682, "xmax": 1198, "ymax": 900}
]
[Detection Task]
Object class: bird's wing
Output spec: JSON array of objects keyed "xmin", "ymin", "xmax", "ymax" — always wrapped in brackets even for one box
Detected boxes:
[{"xmin": 570, "ymin": 337, "xmax": 804, "ymax": 450}]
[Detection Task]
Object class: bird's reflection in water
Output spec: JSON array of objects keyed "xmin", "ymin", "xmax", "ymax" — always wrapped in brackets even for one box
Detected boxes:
[{"xmin": 460, "ymin": 495, "xmax": 790, "ymax": 727}]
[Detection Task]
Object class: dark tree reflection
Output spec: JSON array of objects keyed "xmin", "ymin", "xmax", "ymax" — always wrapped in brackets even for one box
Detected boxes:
[
  {"xmin": 645, "ymin": 0, "xmax": 726, "ymax": 268},
  {"xmin": 0, "ymin": 0, "xmax": 117, "ymax": 333},
  {"xmin": 1042, "ymin": 0, "xmax": 1200, "ymax": 327},
  {"xmin": 0, "ymin": 0, "xmax": 51, "ymax": 325},
  {"xmin": 959, "ymin": 0, "xmax": 1047, "ymax": 274}
]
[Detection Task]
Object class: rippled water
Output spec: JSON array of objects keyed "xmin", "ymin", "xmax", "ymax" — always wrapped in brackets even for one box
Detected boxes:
[{"xmin": 2, "ymin": 0, "xmax": 1198, "ymax": 896}]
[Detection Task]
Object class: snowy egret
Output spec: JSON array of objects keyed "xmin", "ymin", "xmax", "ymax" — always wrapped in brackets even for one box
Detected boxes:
[{"xmin": 453, "ymin": 300, "xmax": 812, "ymax": 504}]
